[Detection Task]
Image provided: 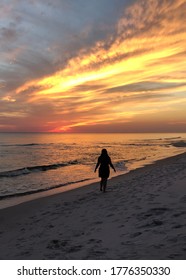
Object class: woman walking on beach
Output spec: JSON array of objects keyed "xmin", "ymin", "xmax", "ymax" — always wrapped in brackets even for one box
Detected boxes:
[{"xmin": 94, "ymin": 149, "xmax": 116, "ymax": 192}]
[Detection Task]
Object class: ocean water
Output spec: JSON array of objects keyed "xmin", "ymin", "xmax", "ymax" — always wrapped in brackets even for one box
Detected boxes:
[{"xmin": 0, "ymin": 133, "xmax": 186, "ymax": 208}]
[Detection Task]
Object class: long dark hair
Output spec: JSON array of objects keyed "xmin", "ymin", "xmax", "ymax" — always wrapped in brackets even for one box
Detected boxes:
[{"xmin": 101, "ymin": 148, "xmax": 109, "ymax": 158}]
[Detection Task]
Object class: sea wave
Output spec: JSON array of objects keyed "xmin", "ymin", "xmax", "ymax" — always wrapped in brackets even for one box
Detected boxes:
[
  {"xmin": 124, "ymin": 143, "xmax": 160, "ymax": 146},
  {"xmin": 115, "ymin": 160, "xmax": 127, "ymax": 171},
  {"xmin": 171, "ymin": 141, "xmax": 186, "ymax": 147},
  {"xmin": 0, "ymin": 143, "xmax": 42, "ymax": 147},
  {"xmin": 0, "ymin": 160, "xmax": 79, "ymax": 178},
  {"xmin": 164, "ymin": 137, "xmax": 182, "ymax": 140}
]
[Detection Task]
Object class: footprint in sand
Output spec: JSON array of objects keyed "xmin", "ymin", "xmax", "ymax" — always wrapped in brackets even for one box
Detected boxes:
[
  {"xmin": 17, "ymin": 237, "xmax": 25, "ymax": 241},
  {"xmin": 138, "ymin": 207, "xmax": 170, "ymax": 221},
  {"xmin": 55, "ymin": 203, "xmax": 61, "ymax": 208},
  {"xmin": 180, "ymin": 195, "xmax": 186, "ymax": 203},
  {"xmin": 172, "ymin": 211, "xmax": 186, "ymax": 217},
  {"xmin": 118, "ymin": 224, "xmax": 125, "ymax": 228},
  {"xmin": 130, "ymin": 232, "xmax": 142, "ymax": 237},
  {"xmin": 87, "ymin": 246, "xmax": 107, "ymax": 259},
  {"xmin": 29, "ymin": 215, "xmax": 36, "ymax": 220},
  {"xmin": 41, "ymin": 211, "xmax": 50, "ymax": 216},
  {"xmin": 168, "ymin": 253, "xmax": 181, "ymax": 259},
  {"xmin": 88, "ymin": 238, "xmax": 102, "ymax": 244},
  {"xmin": 20, "ymin": 251, "xmax": 31, "ymax": 257},
  {"xmin": 48, "ymin": 224, "xmax": 54, "ymax": 228},
  {"xmin": 66, "ymin": 245, "xmax": 83, "ymax": 253},
  {"xmin": 47, "ymin": 239, "xmax": 69, "ymax": 250},
  {"xmin": 153, "ymin": 244, "xmax": 164, "ymax": 249},
  {"xmin": 94, "ymin": 221, "xmax": 103, "ymax": 225},
  {"xmin": 139, "ymin": 219, "xmax": 164, "ymax": 228},
  {"xmin": 47, "ymin": 239, "xmax": 84, "ymax": 255},
  {"xmin": 106, "ymin": 213, "xmax": 114, "ymax": 217},
  {"xmin": 149, "ymin": 207, "xmax": 170, "ymax": 215},
  {"xmin": 172, "ymin": 224, "xmax": 183, "ymax": 229},
  {"xmin": 63, "ymin": 202, "xmax": 70, "ymax": 207},
  {"xmin": 168, "ymin": 237, "xmax": 178, "ymax": 243}
]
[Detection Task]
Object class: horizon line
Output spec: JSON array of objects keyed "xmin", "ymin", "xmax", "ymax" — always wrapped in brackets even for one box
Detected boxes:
[{"xmin": 0, "ymin": 131, "xmax": 186, "ymax": 134}]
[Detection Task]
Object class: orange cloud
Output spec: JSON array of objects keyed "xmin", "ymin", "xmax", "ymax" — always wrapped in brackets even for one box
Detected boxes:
[{"xmin": 2, "ymin": 0, "xmax": 186, "ymax": 132}]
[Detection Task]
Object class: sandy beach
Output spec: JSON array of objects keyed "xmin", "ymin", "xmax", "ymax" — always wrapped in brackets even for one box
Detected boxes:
[{"xmin": 0, "ymin": 152, "xmax": 186, "ymax": 260}]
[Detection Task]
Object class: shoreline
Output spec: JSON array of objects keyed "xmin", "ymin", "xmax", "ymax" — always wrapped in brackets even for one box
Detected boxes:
[
  {"xmin": 0, "ymin": 177, "xmax": 100, "ymax": 210},
  {"xmin": 0, "ymin": 152, "xmax": 186, "ymax": 259},
  {"xmin": 0, "ymin": 150, "xmax": 185, "ymax": 210}
]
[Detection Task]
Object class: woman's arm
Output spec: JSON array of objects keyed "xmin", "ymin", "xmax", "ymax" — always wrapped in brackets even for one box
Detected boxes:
[
  {"xmin": 109, "ymin": 158, "xmax": 116, "ymax": 172},
  {"xmin": 94, "ymin": 158, "xmax": 100, "ymax": 172}
]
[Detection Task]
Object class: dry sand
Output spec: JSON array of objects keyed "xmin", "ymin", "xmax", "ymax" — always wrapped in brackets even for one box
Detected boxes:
[{"xmin": 0, "ymin": 152, "xmax": 186, "ymax": 260}]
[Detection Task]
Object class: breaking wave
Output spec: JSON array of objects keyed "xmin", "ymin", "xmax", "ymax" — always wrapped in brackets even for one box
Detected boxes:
[
  {"xmin": 171, "ymin": 141, "xmax": 186, "ymax": 147},
  {"xmin": 0, "ymin": 160, "xmax": 79, "ymax": 178}
]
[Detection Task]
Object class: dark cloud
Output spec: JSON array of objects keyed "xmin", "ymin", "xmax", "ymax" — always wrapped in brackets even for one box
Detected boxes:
[
  {"xmin": 114, "ymin": 0, "xmax": 186, "ymax": 58},
  {"xmin": 0, "ymin": 0, "xmax": 168, "ymax": 94},
  {"xmin": 75, "ymin": 47, "xmax": 152, "ymax": 73},
  {"xmin": 0, "ymin": 0, "xmax": 137, "ymax": 95},
  {"xmin": 70, "ymin": 83, "xmax": 106, "ymax": 93},
  {"xmin": 0, "ymin": 27, "xmax": 17, "ymax": 41},
  {"xmin": 106, "ymin": 81, "xmax": 186, "ymax": 94},
  {"xmin": 110, "ymin": 93, "xmax": 173, "ymax": 106},
  {"xmin": 147, "ymin": 50, "xmax": 186, "ymax": 68},
  {"xmin": 70, "ymin": 119, "xmax": 186, "ymax": 133}
]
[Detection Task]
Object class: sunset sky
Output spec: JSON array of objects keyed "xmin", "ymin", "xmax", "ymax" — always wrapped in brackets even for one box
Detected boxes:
[{"xmin": 0, "ymin": 0, "xmax": 186, "ymax": 132}]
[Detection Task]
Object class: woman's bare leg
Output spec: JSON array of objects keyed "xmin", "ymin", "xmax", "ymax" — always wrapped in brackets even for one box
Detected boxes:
[
  {"xmin": 100, "ymin": 179, "xmax": 103, "ymax": 191},
  {"xmin": 103, "ymin": 178, "xmax": 107, "ymax": 192}
]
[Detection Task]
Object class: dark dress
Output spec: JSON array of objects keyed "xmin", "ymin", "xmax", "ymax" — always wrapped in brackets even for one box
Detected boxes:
[{"xmin": 98, "ymin": 155, "xmax": 112, "ymax": 178}]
